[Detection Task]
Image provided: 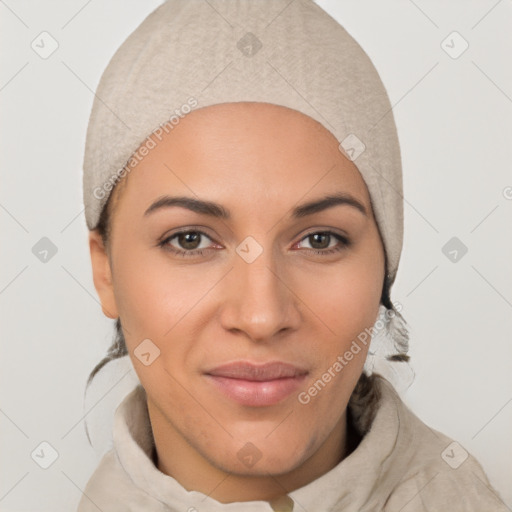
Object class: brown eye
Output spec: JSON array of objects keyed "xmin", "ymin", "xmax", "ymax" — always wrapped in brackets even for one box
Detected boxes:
[
  {"xmin": 159, "ymin": 230, "xmax": 215, "ymax": 255},
  {"xmin": 295, "ymin": 231, "xmax": 350, "ymax": 254},
  {"xmin": 176, "ymin": 231, "xmax": 202, "ymax": 250},
  {"xmin": 308, "ymin": 233, "xmax": 331, "ymax": 249}
]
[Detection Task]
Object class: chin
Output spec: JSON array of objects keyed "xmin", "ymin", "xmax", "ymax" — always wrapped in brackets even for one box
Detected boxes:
[
  {"xmin": 222, "ymin": 455, "xmax": 305, "ymax": 478},
  {"xmin": 204, "ymin": 440, "xmax": 311, "ymax": 478}
]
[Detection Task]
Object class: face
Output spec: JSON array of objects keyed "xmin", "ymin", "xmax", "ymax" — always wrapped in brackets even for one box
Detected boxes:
[{"xmin": 90, "ymin": 102, "xmax": 385, "ymax": 485}]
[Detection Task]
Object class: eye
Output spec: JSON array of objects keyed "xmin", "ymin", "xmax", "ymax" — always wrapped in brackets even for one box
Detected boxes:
[
  {"xmin": 295, "ymin": 231, "xmax": 350, "ymax": 254},
  {"xmin": 159, "ymin": 229, "xmax": 218, "ymax": 257}
]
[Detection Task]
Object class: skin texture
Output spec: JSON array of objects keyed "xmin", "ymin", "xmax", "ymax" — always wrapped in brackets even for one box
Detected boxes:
[{"xmin": 89, "ymin": 102, "xmax": 386, "ymax": 503}]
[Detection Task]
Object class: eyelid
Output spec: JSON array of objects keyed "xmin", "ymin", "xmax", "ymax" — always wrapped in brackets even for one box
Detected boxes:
[
  {"xmin": 293, "ymin": 227, "xmax": 350, "ymax": 244},
  {"xmin": 159, "ymin": 226, "xmax": 219, "ymax": 245},
  {"xmin": 293, "ymin": 230, "xmax": 350, "ymax": 251}
]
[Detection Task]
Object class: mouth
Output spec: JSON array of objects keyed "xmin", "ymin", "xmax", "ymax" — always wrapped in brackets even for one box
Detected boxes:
[{"xmin": 204, "ymin": 361, "xmax": 309, "ymax": 407}]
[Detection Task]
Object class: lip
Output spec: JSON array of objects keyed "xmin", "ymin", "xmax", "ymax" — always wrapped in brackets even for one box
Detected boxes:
[{"xmin": 205, "ymin": 361, "xmax": 308, "ymax": 407}]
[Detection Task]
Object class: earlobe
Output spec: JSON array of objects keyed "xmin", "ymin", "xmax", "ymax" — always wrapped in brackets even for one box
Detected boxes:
[{"xmin": 88, "ymin": 230, "xmax": 119, "ymax": 319}]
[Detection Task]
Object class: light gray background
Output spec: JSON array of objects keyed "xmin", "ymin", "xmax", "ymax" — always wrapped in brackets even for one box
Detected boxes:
[{"xmin": 1, "ymin": 0, "xmax": 511, "ymax": 510}]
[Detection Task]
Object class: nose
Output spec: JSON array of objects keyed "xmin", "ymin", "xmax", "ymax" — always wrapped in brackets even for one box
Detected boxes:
[{"xmin": 219, "ymin": 245, "xmax": 301, "ymax": 343}]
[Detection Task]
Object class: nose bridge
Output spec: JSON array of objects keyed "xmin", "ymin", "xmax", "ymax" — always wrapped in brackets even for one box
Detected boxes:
[{"xmin": 221, "ymin": 239, "xmax": 298, "ymax": 340}]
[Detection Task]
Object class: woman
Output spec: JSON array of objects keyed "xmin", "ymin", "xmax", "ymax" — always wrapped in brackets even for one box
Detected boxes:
[{"xmin": 78, "ymin": 0, "xmax": 507, "ymax": 510}]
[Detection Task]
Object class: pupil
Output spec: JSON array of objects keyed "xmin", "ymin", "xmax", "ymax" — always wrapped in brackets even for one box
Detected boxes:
[
  {"xmin": 310, "ymin": 233, "xmax": 329, "ymax": 249},
  {"xmin": 180, "ymin": 232, "xmax": 200, "ymax": 249}
]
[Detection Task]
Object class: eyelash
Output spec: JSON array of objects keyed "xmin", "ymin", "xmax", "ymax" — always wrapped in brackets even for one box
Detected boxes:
[{"xmin": 158, "ymin": 229, "xmax": 351, "ymax": 258}]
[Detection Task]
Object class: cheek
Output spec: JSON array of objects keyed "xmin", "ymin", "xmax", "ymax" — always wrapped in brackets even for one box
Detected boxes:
[
  {"xmin": 299, "ymin": 248, "xmax": 383, "ymax": 345},
  {"xmin": 295, "ymin": 235, "xmax": 383, "ymax": 406},
  {"xmin": 112, "ymin": 241, "xmax": 198, "ymax": 335},
  {"xmin": 111, "ymin": 247, "xmax": 209, "ymax": 400},
  {"xmin": 111, "ymin": 242, "xmax": 225, "ymax": 381}
]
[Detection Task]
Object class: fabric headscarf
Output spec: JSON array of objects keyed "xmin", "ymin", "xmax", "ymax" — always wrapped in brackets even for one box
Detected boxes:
[{"xmin": 82, "ymin": 0, "xmax": 404, "ymax": 288}]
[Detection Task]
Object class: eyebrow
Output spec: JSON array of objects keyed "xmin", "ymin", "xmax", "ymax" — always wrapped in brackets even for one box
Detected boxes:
[{"xmin": 143, "ymin": 193, "xmax": 368, "ymax": 219}]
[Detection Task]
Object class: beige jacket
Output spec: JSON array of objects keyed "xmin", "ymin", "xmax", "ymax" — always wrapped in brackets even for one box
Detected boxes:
[{"xmin": 77, "ymin": 376, "xmax": 508, "ymax": 511}]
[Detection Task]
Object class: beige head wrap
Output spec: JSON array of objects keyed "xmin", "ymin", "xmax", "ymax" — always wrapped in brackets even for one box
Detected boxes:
[{"xmin": 82, "ymin": 0, "xmax": 404, "ymax": 286}]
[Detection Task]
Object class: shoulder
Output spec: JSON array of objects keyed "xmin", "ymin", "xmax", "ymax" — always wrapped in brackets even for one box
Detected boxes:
[
  {"xmin": 374, "ymin": 376, "xmax": 508, "ymax": 511},
  {"xmin": 76, "ymin": 448, "xmax": 165, "ymax": 512},
  {"xmin": 384, "ymin": 453, "xmax": 509, "ymax": 511}
]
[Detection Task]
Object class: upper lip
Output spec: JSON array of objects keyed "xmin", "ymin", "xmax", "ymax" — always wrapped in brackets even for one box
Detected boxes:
[{"xmin": 206, "ymin": 361, "xmax": 309, "ymax": 381}]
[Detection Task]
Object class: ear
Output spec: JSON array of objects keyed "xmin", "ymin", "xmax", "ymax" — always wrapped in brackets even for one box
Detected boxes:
[{"xmin": 89, "ymin": 230, "xmax": 119, "ymax": 319}]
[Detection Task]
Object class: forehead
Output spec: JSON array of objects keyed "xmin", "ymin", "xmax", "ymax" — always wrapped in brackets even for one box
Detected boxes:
[{"xmin": 114, "ymin": 102, "xmax": 370, "ymax": 211}]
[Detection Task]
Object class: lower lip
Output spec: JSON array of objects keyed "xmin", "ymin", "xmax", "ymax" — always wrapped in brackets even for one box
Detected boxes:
[{"xmin": 206, "ymin": 374, "xmax": 307, "ymax": 407}]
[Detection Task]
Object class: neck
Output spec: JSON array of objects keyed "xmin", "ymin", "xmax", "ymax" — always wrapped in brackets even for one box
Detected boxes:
[{"xmin": 147, "ymin": 399, "xmax": 355, "ymax": 503}]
